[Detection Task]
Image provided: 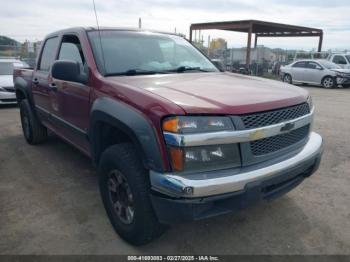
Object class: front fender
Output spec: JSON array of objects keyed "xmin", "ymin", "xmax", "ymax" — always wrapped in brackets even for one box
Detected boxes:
[{"xmin": 90, "ymin": 97, "xmax": 165, "ymax": 172}]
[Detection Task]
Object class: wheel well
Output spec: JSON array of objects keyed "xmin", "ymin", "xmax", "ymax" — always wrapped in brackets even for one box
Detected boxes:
[
  {"xmin": 322, "ymin": 75, "xmax": 334, "ymax": 81},
  {"xmin": 93, "ymin": 121, "xmax": 142, "ymax": 166}
]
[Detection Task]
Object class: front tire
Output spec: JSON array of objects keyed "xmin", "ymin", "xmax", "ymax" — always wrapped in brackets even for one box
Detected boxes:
[
  {"xmin": 322, "ymin": 76, "xmax": 336, "ymax": 89},
  {"xmin": 19, "ymin": 99, "xmax": 47, "ymax": 144},
  {"xmin": 283, "ymin": 74, "xmax": 292, "ymax": 84},
  {"xmin": 98, "ymin": 143, "xmax": 165, "ymax": 245}
]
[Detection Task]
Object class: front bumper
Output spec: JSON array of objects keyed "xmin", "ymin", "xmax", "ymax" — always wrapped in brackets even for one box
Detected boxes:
[
  {"xmin": 150, "ymin": 132, "xmax": 323, "ymax": 224},
  {"xmin": 0, "ymin": 91, "xmax": 17, "ymax": 104}
]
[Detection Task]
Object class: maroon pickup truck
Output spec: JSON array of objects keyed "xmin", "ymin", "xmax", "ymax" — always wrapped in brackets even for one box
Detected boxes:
[{"xmin": 14, "ymin": 27, "xmax": 323, "ymax": 245}]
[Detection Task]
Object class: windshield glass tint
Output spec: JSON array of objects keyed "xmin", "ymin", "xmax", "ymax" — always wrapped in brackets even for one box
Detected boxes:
[
  {"xmin": 318, "ymin": 60, "xmax": 341, "ymax": 69},
  {"xmin": 88, "ymin": 31, "xmax": 218, "ymax": 75},
  {"xmin": 346, "ymin": 55, "xmax": 350, "ymax": 63}
]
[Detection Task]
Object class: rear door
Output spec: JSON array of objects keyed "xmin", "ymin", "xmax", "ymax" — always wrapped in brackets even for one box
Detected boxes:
[
  {"xmin": 290, "ymin": 61, "xmax": 308, "ymax": 82},
  {"xmin": 49, "ymin": 34, "xmax": 91, "ymax": 154},
  {"xmin": 32, "ymin": 36, "xmax": 59, "ymax": 121}
]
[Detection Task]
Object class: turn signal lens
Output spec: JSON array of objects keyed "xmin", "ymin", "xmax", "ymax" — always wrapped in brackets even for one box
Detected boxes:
[
  {"xmin": 163, "ymin": 116, "xmax": 233, "ymax": 134},
  {"xmin": 163, "ymin": 118, "xmax": 179, "ymax": 133},
  {"xmin": 169, "ymin": 147, "xmax": 184, "ymax": 171}
]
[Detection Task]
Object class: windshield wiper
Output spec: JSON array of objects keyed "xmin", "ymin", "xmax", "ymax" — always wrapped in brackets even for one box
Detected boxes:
[
  {"xmin": 167, "ymin": 66, "xmax": 214, "ymax": 73},
  {"xmin": 105, "ymin": 69, "xmax": 167, "ymax": 76},
  {"xmin": 105, "ymin": 66, "xmax": 214, "ymax": 76}
]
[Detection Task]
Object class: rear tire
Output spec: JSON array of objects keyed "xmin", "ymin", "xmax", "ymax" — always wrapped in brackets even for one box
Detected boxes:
[
  {"xmin": 322, "ymin": 76, "xmax": 336, "ymax": 89},
  {"xmin": 19, "ymin": 99, "xmax": 47, "ymax": 144},
  {"xmin": 98, "ymin": 143, "xmax": 165, "ymax": 245},
  {"xmin": 283, "ymin": 74, "xmax": 292, "ymax": 84}
]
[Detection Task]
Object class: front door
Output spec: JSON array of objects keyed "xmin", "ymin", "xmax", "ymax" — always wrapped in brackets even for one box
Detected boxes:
[
  {"xmin": 303, "ymin": 61, "xmax": 323, "ymax": 84},
  {"xmin": 49, "ymin": 34, "xmax": 91, "ymax": 154}
]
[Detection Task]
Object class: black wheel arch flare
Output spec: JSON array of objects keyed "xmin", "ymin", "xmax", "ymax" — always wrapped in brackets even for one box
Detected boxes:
[{"xmin": 89, "ymin": 97, "xmax": 166, "ymax": 172}]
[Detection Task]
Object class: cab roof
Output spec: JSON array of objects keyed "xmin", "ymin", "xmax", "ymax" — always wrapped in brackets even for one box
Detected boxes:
[{"xmin": 45, "ymin": 27, "xmax": 178, "ymax": 39}]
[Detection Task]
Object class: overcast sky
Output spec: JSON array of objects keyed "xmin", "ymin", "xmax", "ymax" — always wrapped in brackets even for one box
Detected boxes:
[{"xmin": 1, "ymin": 0, "xmax": 349, "ymax": 50}]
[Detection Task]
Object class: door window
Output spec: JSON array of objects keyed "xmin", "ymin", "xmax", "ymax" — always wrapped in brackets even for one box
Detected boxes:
[
  {"xmin": 58, "ymin": 35, "xmax": 86, "ymax": 73},
  {"xmin": 332, "ymin": 55, "xmax": 347, "ymax": 65},
  {"xmin": 307, "ymin": 62, "xmax": 322, "ymax": 70},
  {"xmin": 38, "ymin": 37, "xmax": 59, "ymax": 71},
  {"xmin": 292, "ymin": 61, "xmax": 307, "ymax": 68}
]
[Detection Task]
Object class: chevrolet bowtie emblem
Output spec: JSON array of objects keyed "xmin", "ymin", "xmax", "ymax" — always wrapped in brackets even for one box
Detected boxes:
[{"xmin": 280, "ymin": 122, "xmax": 295, "ymax": 132}]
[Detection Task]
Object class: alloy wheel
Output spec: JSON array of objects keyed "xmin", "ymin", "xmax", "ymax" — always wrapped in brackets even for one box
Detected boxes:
[
  {"xmin": 323, "ymin": 77, "xmax": 334, "ymax": 88},
  {"xmin": 107, "ymin": 170, "xmax": 135, "ymax": 224},
  {"xmin": 284, "ymin": 74, "xmax": 292, "ymax": 84}
]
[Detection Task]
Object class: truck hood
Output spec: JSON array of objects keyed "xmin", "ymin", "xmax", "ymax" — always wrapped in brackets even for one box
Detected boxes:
[
  {"xmin": 111, "ymin": 72, "xmax": 308, "ymax": 115},
  {"xmin": 0, "ymin": 75, "xmax": 14, "ymax": 87}
]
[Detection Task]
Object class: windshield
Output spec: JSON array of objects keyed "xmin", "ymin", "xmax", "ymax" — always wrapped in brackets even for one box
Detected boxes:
[
  {"xmin": 318, "ymin": 60, "xmax": 342, "ymax": 70},
  {"xmin": 0, "ymin": 61, "xmax": 29, "ymax": 75},
  {"xmin": 346, "ymin": 55, "xmax": 350, "ymax": 63},
  {"xmin": 88, "ymin": 31, "xmax": 218, "ymax": 76}
]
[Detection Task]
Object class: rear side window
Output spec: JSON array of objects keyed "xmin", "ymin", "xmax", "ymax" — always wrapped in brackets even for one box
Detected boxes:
[
  {"xmin": 332, "ymin": 55, "xmax": 347, "ymax": 65},
  {"xmin": 292, "ymin": 61, "xmax": 307, "ymax": 68},
  {"xmin": 39, "ymin": 37, "xmax": 59, "ymax": 71}
]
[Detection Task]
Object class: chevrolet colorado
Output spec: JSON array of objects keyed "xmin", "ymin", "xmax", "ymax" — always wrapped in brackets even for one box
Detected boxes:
[{"xmin": 14, "ymin": 27, "xmax": 323, "ymax": 245}]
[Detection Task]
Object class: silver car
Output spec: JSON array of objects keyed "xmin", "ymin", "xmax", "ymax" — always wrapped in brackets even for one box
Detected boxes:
[
  {"xmin": 280, "ymin": 59, "xmax": 350, "ymax": 88},
  {"xmin": 0, "ymin": 58, "xmax": 29, "ymax": 104}
]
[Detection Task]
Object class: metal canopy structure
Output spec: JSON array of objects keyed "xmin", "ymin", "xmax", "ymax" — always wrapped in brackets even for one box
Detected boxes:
[{"xmin": 189, "ymin": 20, "xmax": 323, "ymax": 66}]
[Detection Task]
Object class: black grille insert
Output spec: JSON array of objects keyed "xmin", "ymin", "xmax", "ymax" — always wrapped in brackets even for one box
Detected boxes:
[
  {"xmin": 250, "ymin": 125, "xmax": 310, "ymax": 156},
  {"xmin": 3, "ymin": 87, "xmax": 15, "ymax": 93},
  {"xmin": 241, "ymin": 103, "xmax": 310, "ymax": 129}
]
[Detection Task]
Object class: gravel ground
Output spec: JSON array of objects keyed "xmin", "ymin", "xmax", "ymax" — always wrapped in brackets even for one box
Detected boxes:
[{"xmin": 0, "ymin": 86, "xmax": 349, "ymax": 255}]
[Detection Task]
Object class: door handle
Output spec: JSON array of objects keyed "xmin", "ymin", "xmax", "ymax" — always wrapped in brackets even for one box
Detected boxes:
[
  {"xmin": 48, "ymin": 83, "xmax": 58, "ymax": 92},
  {"xmin": 32, "ymin": 78, "xmax": 39, "ymax": 85}
]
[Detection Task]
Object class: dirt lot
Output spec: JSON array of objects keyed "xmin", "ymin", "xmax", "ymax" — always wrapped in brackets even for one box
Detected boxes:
[{"xmin": 0, "ymin": 86, "xmax": 349, "ymax": 255}]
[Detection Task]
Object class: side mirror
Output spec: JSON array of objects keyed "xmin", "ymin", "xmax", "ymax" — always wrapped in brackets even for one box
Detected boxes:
[{"xmin": 51, "ymin": 60, "xmax": 88, "ymax": 84}]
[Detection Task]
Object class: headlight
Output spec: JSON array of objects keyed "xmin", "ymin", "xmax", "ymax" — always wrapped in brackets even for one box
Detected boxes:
[
  {"xmin": 168, "ymin": 144, "xmax": 240, "ymax": 172},
  {"xmin": 307, "ymin": 96, "xmax": 313, "ymax": 110},
  {"xmin": 337, "ymin": 72, "xmax": 346, "ymax": 78},
  {"xmin": 163, "ymin": 116, "xmax": 240, "ymax": 172},
  {"xmin": 162, "ymin": 116, "xmax": 233, "ymax": 134}
]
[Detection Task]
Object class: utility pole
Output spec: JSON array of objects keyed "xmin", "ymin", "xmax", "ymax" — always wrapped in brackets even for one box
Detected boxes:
[
  {"xmin": 207, "ymin": 35, "xmax": 210, "ymax": 56},
  {"xmin": 138, "ymin": 18, "xmax": 142, "ymax": 29}
]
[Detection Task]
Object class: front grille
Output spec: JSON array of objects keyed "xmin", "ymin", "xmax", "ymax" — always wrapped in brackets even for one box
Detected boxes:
[
  {"xmin": 250, "ymin": 125, "xmax": 310, "ymax": 156},
  {"xmin": 241, "ymin": 103, "xmax": 310, "ymax": 129}
]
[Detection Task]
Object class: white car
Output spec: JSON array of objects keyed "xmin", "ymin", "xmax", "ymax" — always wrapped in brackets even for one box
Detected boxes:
[
  {"xmin": 0, "ymin": 58, "xmax": 29, "ymax": 104},
  {"xmin": 280, "ymin": 59, "xmax": 350, "ymax": 89},
  {"xmin": 328, "ymin": 54, "xmax": 350, "ymax": 69}
]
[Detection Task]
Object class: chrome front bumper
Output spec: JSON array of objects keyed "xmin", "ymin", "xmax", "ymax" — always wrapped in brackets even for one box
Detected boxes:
[{"xmin": 150, "ymin": 132, "xmax": 323, "ymax": 198}]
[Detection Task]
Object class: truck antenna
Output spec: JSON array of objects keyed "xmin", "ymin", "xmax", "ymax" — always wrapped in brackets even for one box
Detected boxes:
[{"xmin": 92, "ymin": 0, "xmax": 106, "ymax": 74}]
